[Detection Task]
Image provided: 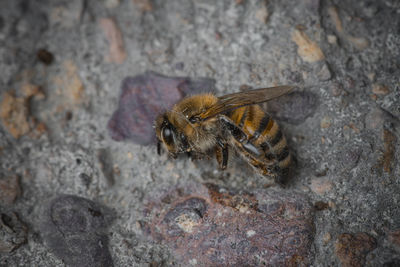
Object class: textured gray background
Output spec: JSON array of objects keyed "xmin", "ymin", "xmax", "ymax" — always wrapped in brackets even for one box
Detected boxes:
[{"xmin": 0, "ymin": 0, "xmax": 399, "ymax": 266}]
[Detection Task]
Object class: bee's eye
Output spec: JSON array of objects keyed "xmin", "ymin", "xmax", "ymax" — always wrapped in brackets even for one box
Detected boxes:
[
  {"xmin": 189, "ymin": 116, "xmax": 200, "ymax": 124},
  {"xmin": 162, "ymin": 127, "xmax": 174, "ymax": 145}
]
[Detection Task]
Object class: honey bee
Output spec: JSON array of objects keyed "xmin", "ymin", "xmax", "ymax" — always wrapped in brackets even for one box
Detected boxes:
[{"xmin": 155, "ymin": 86, "xmax": 294, "ymax": 184}]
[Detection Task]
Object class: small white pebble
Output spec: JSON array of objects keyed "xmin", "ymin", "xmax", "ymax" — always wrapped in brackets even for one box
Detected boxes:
[
  {"xmin": 327, "ymin": 34, "xmax": 337, "ymax": 45},
  {"xmin": 246, "ymin": 230, "xmax": 256, "ymax": 238}
]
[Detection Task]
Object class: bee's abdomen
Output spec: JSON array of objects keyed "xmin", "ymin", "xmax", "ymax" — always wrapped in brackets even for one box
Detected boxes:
[
  {"xmin": 256, "ymin": 115, "xmax": 291, "ymax": 173},
  {"xmin": 229, "ymin": 106, "xmax": 292, "ymax": 177}
]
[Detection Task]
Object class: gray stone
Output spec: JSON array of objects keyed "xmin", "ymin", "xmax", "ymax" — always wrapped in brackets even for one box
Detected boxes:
[
  {"xmin": 317, "ymin": 62, "xmax": 332, "ymax": 81},
  {"xmin": 0, "ymin": 212, "xmax": 27, "ymax": 253},
  {"xmin": 40, "ymin": 195, "xmax": 114, "ymax": 267}
]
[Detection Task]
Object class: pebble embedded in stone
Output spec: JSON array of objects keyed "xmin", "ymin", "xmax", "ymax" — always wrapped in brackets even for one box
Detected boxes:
[
  {"xmin": 99, "ymin": 18, "xmax": 127, "ymax": 64},
  {"xmin": 323, "ymin": 232, "xmax": 332, "ymax": 245},
  {"xmin": 327, "ymin": 34, "xmax": 338, "ymax": 45},
  {"xmin": 97, "ymin": 148, "xmax": 115, "ymax": 186},
  {"xmin": 382, "ymin": 128, "xmax": 396, "ymax": 174},
  {"xmin": 320, "ymin": 116, "xmax": 332, "ymax": 129},
  {"xmin": 40, "ymin": 195, "xmax": 114, "ymax": 267},
  {"xmin": 50, "ymin": 0, "xmax": 83, "ymax": 28},
  {"xmin": 53, "ymin": 60, "xmax": 84, "ymax": 106},
  {"xmin": 0, "ymin": 84, "xmax": 45, "ymax": 139},
  {"xmin": 255, "ymin": 2, "xmax": 269, "ymax": 24},
  {"xmin": 388, "ymin": 230, "xmax": 400, "ymax": 249},
  {"xmin": 317, "ymin": 62, "xmax": 332, "ymax": 81},
  {"xmin": 337, "ymin": 147, "xmax": 362, "ymax": 171},
  {"xmin": 0, "ymin": 212, "xmax": 27, "ymax": 253},
  {"xmin": 335, "ymin": 232, "xmax": 377, "ymax": 267},
  {"xmin": 132, "ymin": 0, "xmax": 153, "ymax": 12},
  {"xmin": 291, "ymin": 29, "xmax": 325, "ymax": 63},
  {"xmin": 314, "ymin": 201, "xmax": 330, "ymax": 211},
  {"xmin": 372, "ymin": 84, "xmax": 390, "ymax": 95},
  {"xmin": 365, "ymin": 108, "xmax": 387, "ymax": 131},
  {"xmin": 0, "ymin": 174, "xmax": 20, "ymax": 205},
  {"xmin": 105, "ymin": 0, "xmax": 120, "ymax": 9},
  {"xmin": 309, "ymin": 178, "xmax": 333, "ymax": 196},
  {"xmin": 37, "ymin": 49, "xmax": 54, "ymax": 65}
]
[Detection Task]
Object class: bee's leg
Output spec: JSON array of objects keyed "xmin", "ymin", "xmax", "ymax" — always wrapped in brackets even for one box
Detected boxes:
[
  {"xmin": 186, "ymin": 151, "xmax": 196, "ymax": 161},
  {"xmin": 186, "ymin": 151, "xmax": 203, "ymax": 161},
  {"xmin": 219, "ymin": 116, "xmax": 247, "ymax": 142},
  {"xmin": 220, "ymin": 116, "xmax": 281, "ymax": 181},
  {"xmin": 216, "ymin": 138, "xmax": 228, "ymax": 170},
  {"xmin": 219, "ymin": 116, "xmax": 261, "ymax": 156},
  {"xmin": 157, "ymin": 141, "xmax": 162, "ymax": 155},
  {"xmin": 249, "ymin": 158, "xmax": 279, "ymax": 180}
]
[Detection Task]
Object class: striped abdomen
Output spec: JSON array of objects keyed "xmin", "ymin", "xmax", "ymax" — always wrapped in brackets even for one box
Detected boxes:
[{"xmin": 227, "ymin": 105, "xmax": 292, "ymax": 180}]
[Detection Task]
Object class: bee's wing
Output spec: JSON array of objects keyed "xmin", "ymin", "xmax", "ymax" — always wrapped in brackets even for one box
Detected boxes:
[{"xmin": 200, "ymin": 86, "xmax": 295, "ymax": 120}]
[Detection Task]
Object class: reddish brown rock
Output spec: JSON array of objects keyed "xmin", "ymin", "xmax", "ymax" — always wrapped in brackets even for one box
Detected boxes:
[
  {"xmin": 291, "ymin": 29, "xmax": 324, "ymax": 63},
  {"xmin": 309, "ymin": 178, "xmax": 333, "ymax": 196},
  {"xmin": 323, "ymin": 232, "xmax": 332, "ymax": 245},
  {"xmin": 328, "ymin": 6, "xmax": 343, "ymax": 34},
  {"xmin": 145, "ymin": 182, "xmax": 315, "ymax": 266},
  {"xmin": 372, "ymin": 84, "xmax": 390, "ymax": 95},
  {"xmin": 0, "ymin": 92, "xmax": 31, "ymax": 139},
  {"xmin": 320, "ymin": 116, "xmax": 332, "ymax": 129},
  {"xmin": 53, "ymin": 60, "xmax": 84, "ymax": 105},
  {"xmin": 382, "ymin": 129, "xmax": 396, "ymax": 174},
  {"xmin": 314, "ymin": 201, "xmax": 330, "ymax": 211},
  {"xmin": 335, "ymin": 233, "xmax": 377, "ymax": 267},
  {"xmin": 388, "ymin": 230, "xmax": 400, "ymax": 249},
  {"xmin": 132, "ymin": 0, "xmax": 153, "ymax": 12},
  {"xmin": 37, "ymin": 49, "xmax": 54, "ymax": 65},
  {"xmin": 30, "ymin": 121, "xmax": 48, "ymax": 139},
  {"xmin": 255, "ymin": 1, "xmax": 269, "ymax": 24},
  {"xmin": 0, "ymin": 175, "xmax": 21, "ymax": 205},
  {"xmin": 0, "ymin": 84, "xmax": 45, "ymax": 139},
  {"xmin": 328, "ymin": 5, "xmax": 369, "ymax": 50},
  {"xmin": 99, "ymin": 18, "xmax": 127, "ymax": 64},
  {"xmin": 345, "ymin": 36, "xmax": 369, "ymax": 51}
]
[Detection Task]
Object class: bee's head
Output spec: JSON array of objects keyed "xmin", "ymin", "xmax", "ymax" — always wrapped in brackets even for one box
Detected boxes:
[{"xmin": 155, "ymin": 113, "xmax": 189, "ymax": 158}]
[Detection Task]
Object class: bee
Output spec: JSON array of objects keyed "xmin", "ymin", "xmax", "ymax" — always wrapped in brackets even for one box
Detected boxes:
[{"xmin": 155, "ymin": 86, "xmax": 294, "ymax": 184}]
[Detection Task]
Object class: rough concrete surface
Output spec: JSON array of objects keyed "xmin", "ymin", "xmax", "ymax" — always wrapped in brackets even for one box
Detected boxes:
[{"xmin": 0, "ymin": 0, "xmax": 399, "ymax": 266}]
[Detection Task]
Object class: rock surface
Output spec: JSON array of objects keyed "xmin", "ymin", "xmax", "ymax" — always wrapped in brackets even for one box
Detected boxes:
[
  {"xmin": 145, "ymin": 182, "xmax": 315, "ymax": 266},
  {"xmin": 0, "ymin": 0, "xmax": 399, "ymax": 266}
]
